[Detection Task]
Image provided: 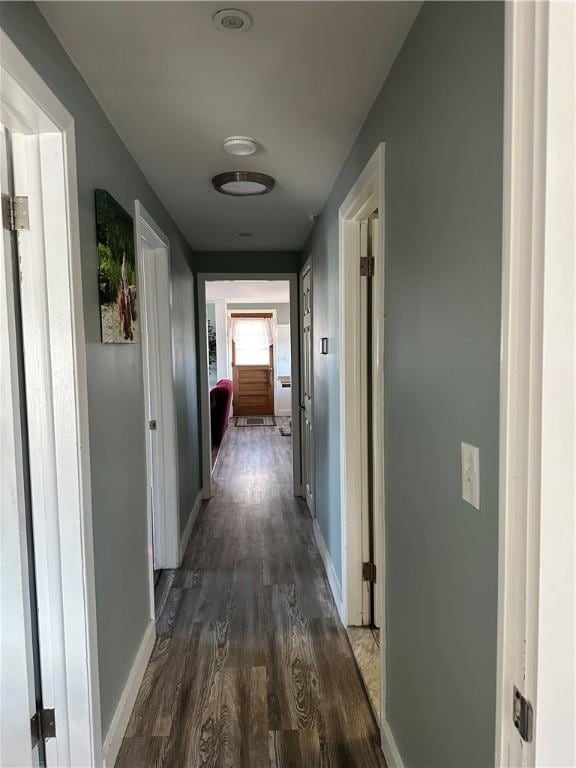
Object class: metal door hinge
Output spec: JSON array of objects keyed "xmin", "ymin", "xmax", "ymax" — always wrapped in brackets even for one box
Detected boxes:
[
  {"xmin": 2, "ymin": 194, "xmax": 29, "ymax": 231},
  {"xmin": 31, "ymin": 708, "xmax": 56, "ymax": 747},
  {"xmin": 513, "ymin": 686, "xmax": 533, "ymax": 743},
  {"xmin": 149, "ymin": 419, "xmax": 157, "ymax": 430},
  {"xmin": 362, "ymin": 561, "xmax": 377, "ymax": 583},
  {"xmin": 360, "ymin": 256, "xmax": 375, "ymax": 277}
]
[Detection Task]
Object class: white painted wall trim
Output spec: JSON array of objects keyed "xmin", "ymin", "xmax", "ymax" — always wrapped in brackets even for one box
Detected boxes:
[
  {"xmin": 102, "ymin": 620, "xmax": 156, "ymax": 768},
  {"xmin": 380, "ymin": 718, "xmax": 405, "ymax": 768},
  {"xmin": 496, "ymin": 3, "xmax": 576, "ymax": 767},
  {"xmin": 312, "ymin": 519, "xmax": 345, "ymax": 624},
  {"xmin": 0, "ymin": 30, "xmax": 102, "ymax": 766},
  {"xmin": 179, "ymin": 490, "xmax": 203, "ymax": 563}
]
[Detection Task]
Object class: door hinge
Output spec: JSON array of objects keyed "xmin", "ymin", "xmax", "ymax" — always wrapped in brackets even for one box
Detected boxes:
[
  {"xmin": 31, "ymin": 708, "xmax": 56, "ymax": 748},
  {"xmin": 2, "ymin": 194, "xmax": 30, "ymax": 231},
  {"xmin": 513, "ymin": 686, "xmax": 533, "ymax": 743},
  {"xmin": 149, "ymin": 419, "xmax": 157, "ymax": 430},
  {"xmin": 362, "ymin": 561, "xmax": 377, "ymax": 583},
  {"xmin": 360, "ymin": 256, "xmax": 375, "ymax": 277}
]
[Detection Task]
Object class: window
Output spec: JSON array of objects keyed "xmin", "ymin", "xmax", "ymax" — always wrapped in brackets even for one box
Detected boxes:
[{"xmin": 231, "ymin": 317, "xmax": 273, "ymax": 365}]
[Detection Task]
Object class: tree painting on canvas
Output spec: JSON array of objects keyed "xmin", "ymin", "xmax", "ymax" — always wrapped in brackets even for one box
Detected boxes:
[{"xmin": 95, "ymin": 189, "xmax": 138, "ymax": 343}]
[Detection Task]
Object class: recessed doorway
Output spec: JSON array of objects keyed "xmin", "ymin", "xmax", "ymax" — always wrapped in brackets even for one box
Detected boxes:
[{"xmin": 197, "ymin": 274, "xmax": 301, "ymax": 499}]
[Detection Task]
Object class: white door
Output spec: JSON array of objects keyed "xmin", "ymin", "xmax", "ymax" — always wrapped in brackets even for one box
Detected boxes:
[
  {"xmin": 301, "ymin": 266, "xmax": 314, "ymax": 513},
  {"xmin": 360, "ymin": 216, "xmax": 382, "ymax": 628},
  {"xmin": 138, "ymin": 221, "xmax": 179, "ymax": 570},
  {"xmin": 0, "ymin": 123, "xmax": 39, "ymax": 768}
]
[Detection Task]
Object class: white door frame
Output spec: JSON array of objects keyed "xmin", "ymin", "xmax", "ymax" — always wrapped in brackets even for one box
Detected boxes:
[
  {"xmin": 496, "ymin": 2, "xmax": 575, "ymax": 766},
  {"xmin": 135, "ymin": 201, "xmax": 180, "ymax": 576},
  {"xmin": 0, "ymin": 30, "xmax": 101, "ymax": 766},
  {"xmin": 198, "ymin": 273, "xmax": 301, "ymax": 499},
  {"xmin": 300, "ymin": 256, "xmax": 315, "ymax": 517},
  {"xmin": 339, "ymin": 143, "xmax": 385, "ymax": 631}
]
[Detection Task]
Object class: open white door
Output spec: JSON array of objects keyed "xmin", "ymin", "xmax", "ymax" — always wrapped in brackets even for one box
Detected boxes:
[
  {"xmin": 0, "ymin": 123, "xmax": 39, "ymax": 768},
  {"xmin": 136, "ymin": 203, "xmax": 179, "ymax": 571}
]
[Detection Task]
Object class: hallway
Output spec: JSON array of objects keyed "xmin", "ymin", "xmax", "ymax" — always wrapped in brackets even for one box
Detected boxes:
[{"xmin": 116, "ymin": 424, "xmax": 384, "ymax": 767}]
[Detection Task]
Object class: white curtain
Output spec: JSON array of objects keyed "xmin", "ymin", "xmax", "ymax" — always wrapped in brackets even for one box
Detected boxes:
[
  {"xmin": 230, "ymin": 316, "xmax": 274, "ymax": 365},
  {"xmin": 230, "ymin": 316, "xmax": 273, "ymax": 343}
]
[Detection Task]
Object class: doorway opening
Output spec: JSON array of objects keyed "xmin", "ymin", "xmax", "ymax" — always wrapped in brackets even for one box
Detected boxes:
[
  {"xmin": 198, "ymin": 275, "xmax": 301, "ymax": 498},
  {"xmin": 339, "ymin": 145, "xmax": 385, "ymax": 725}
]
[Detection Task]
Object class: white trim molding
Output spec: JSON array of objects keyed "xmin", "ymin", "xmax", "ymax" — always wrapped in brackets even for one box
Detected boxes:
[
  {"xmin": 179, "ymin": 490, "xmax": 203, "ymax": 563},
  {"xmin": 312, "ymin": 519, "xmax": 344, "ymax": 623},
  {"xmin": 102, "ymin": 620, "xmax": 156, "ymax": 768},
  {"xmin": 380, "ymin": 718, "xmax": 405, "ymax": 768},
  {"xmin": 339, "ymin": 143, "xmax": 385, "ymax": 630},
  {"xmin": 496, "ymin": 3, "xmax": 576, "ymax": 767}
]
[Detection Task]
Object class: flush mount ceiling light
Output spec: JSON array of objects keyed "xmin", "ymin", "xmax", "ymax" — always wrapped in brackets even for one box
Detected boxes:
[
  {"xmin": 223, "ymin": 136, "xmax": 258, "ymax": 156},
  {"xmin": 212, "ymin": 8, "xmax": 253, "ymax": 32},
  {"xmin": 212, "ymin": 171, "xmax": 275, "ymax": 196}
]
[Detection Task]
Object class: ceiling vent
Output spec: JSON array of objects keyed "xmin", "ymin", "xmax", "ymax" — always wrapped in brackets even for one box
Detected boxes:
[{"xmin": 212, "ymin": 9, "xmax": 253, "ymax": 32}]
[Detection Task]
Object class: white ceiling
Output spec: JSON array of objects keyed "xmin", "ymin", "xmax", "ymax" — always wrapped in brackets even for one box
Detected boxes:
[
  {"xmin": 206, "ymin": 280, "xmax": 290, "ymax": 302},
  {"xmin": 39, "ymin": 2, "xmax": 420, "ymax": 251}
]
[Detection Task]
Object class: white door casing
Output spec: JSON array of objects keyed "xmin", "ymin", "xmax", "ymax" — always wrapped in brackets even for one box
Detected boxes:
[
  {"xmin": 496, "ymin": 2, "xmax": 576, "ymax": 766},
  {"xmin": 339, "ymin": 144, "xmax": 386, "ymax": 727}
]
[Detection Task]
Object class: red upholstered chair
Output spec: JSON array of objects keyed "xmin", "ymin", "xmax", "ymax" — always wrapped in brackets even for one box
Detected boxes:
[{"xmin": 210, "ymin": 378, "xmax": 233, "ymax": 447}]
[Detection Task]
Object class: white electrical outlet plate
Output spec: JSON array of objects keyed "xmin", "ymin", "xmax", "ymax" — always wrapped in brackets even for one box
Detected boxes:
[{"xmin": 461, "ymin": 442, "xmax": 480, "ymax": 509}]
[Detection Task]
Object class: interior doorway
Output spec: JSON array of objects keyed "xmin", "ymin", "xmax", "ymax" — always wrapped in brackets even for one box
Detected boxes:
[
  {"xmin": 339, "ymin": 145, "xmax": 386, "ymax": 725},
  {"xmin": 197, "ymin": 274, "xmax": 301, "ymax": 498}
]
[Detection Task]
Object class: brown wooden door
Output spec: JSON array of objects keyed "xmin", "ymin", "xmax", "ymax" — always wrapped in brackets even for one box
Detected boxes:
[{"xmin": 231, "ymin": 314, "xmax": 274, "ymax": 416}]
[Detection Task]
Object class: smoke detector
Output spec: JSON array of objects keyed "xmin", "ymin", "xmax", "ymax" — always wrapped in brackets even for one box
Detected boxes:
[
  {"xmin": 213, "ymin": 9, "xmax": 253, "ymax": 32},
  {"xmin": 223, "ymin": 136, "xmax": 258, "ymax": 157}
]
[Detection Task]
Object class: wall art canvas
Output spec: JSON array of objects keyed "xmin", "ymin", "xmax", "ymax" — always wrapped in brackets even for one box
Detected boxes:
[{"xmin": 95, "ymin": 189, "xmax": 138, "ymax": 343}]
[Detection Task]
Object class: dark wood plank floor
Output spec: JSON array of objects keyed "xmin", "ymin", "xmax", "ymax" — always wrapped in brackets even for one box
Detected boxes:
[{"xmin": 116, "ymin": 424, "xmax": 385, "ymax": 768}]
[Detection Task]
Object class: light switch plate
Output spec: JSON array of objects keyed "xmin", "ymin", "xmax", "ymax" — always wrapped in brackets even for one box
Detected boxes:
[{"xmin": 461, "ymin": 442, "xmax": 480, "ymax": 509}]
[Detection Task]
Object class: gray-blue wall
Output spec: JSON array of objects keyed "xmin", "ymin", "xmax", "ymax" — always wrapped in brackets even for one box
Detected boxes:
[
  {"xmin": 303, "ymin": 3, "xmax": 504, "ymax": 766},
  {"xmin": 0, "ymin": 2, "xmax": 201, "ymax": 735}
]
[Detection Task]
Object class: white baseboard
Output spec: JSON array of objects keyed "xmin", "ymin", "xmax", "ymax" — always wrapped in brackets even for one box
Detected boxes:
[
  {"xmin": 381, "ymin": 718, "xmax": 405, "ymax": 768},
  {"xmin": 275, "ymin": 409, "xmax": 292, "ymax": 417},
  {"xmin": 179, "ymin": 490, "xmax": 203, "ymax": 563},
  {"xmin": 102, "ymin": 619, "xmax": 156, "ymax": 767},
  {"xmin": 312, "ymin": 518, "xmax": 345, "ymax": 623}
]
